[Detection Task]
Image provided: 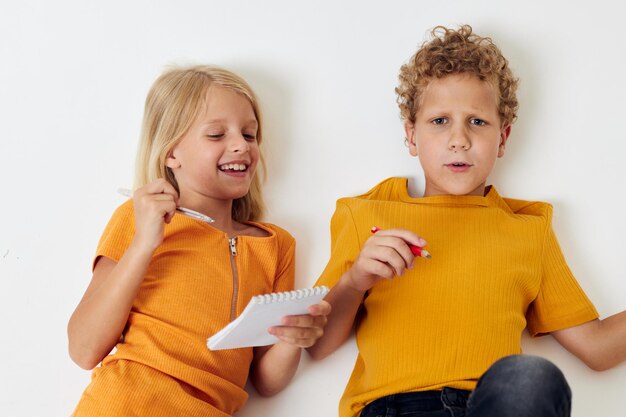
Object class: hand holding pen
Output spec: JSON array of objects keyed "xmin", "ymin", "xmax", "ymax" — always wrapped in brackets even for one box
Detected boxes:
[
  {"xmin": 371, "ymin": 227, "xmax": 431, "ymax": 258},
  {"xmin": 118, "ymin": 180, "xmax": 213, "ymax": 253},
  {"xmin": 118, "ymin": 187, "xmax": 214, "ymax": 224},
  {"xmin": 344, "ymin": 227, "xmax": 430, "ymax": 292}
]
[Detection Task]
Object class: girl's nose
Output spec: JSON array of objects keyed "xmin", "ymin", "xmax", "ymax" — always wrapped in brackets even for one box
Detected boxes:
[{"xmin": 230, "ymin": 135, "xmax": 250, "ymax": 153}]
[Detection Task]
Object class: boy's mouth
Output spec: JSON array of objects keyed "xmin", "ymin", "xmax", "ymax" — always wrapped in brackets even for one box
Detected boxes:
[{"xmin": 445, "ymin": 161, "xmax": 473, "ymax": 172}]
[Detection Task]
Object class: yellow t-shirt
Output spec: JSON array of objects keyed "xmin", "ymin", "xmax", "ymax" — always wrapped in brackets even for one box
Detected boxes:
[
  {"xmin": 72, "ymin": 200, "xmax": 295, "ymax": 417},
  {"xmin": 316, "ymin": 177, "xmax": 598, "ymax": 417}
]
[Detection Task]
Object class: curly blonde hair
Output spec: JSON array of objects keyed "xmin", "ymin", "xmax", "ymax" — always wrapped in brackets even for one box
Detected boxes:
[{"xmin": 396, "ymin": 25, "xmax": 519, "ymax": 127}]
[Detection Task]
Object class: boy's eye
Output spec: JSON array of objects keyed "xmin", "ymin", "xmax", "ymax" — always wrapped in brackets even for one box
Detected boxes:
[
  {"xmin": 470, "ymin": 118, "xmax": 486, "ymax": 126},
  {"xmin": 431, "ymin": 117, "xmax": 447, "ymax": 125}
]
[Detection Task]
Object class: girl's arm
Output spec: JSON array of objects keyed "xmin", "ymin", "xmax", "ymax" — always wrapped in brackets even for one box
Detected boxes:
[
  {"xmin": 552, "ymin": 310, "xmax": 626, "ymax": 371},
  {"xmin": 307, "ymin": 228, "xmax": 425, "ymax": 360},
  {"xmin": 67, "ymin": 249, "xmax": 152, "ymax": 369},
  {"xmin": 249, "ymin": 301, "xmax": 331, "ymax": 396},
  {"xmin": 67, "ymin": 179, "xmax": 178, "ymax": 369}
]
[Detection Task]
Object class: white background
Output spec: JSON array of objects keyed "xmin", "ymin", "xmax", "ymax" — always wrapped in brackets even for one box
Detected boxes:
[{"xmin": 1, "ymin": 1, "xmax": 625, "ymax": 416}]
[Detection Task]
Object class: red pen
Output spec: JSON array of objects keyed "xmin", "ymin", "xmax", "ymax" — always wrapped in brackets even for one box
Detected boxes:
[{"xmin": 371, "ymin": 226, "xmax": 432, "ymax": 259}]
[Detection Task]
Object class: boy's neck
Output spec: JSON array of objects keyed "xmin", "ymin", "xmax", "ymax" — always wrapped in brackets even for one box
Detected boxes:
[{"xmin": 422, "ymin": 183, "xmax": 488, "ymax": 198}]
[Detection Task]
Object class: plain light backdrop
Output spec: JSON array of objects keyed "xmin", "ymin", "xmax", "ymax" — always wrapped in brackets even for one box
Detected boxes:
[{"xmin": 1, "ymin": 1, "xmax": 624, "ymax": 416}]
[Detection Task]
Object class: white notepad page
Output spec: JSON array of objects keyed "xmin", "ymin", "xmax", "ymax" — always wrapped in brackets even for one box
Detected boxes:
[{"xmin": 207, "ymin": 286, "xmax": 329, "ymax": 350}]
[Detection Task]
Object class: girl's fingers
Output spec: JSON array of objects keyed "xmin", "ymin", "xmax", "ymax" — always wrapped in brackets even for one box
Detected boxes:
[
  {"xmin": 280, "ymin": 313, "xmax": 327, "ymax": 328},
  {"xmin": 268, "ymin": 307, "xmax": 331, "ymax": 347},
  {"xmin": 268, "ymin": 325, "xmax": 324, "ymax": 348},
  {"xmin": 306, "ymin": 300, "xmax": 332, "ymax": 317},
  {"xmin": 139, "ymin": 179, "xmax": 179, "ymax": 203}
]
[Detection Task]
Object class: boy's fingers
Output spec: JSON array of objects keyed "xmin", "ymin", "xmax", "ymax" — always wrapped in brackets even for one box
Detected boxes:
[
  {"xmin": 364, "ymin": 245, "xmax": 410, "ymax": 276},
  {"xmin": 372, "ymin": 228, "xmax": 427, "ymax": 248}
]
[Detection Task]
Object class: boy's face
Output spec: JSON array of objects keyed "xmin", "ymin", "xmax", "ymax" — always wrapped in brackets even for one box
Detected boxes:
[{"xmin": 405, "ymin": 74, "xmax": 510, "ymax": 197}]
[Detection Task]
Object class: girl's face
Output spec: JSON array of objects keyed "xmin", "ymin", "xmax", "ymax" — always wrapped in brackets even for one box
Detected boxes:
[
  {"xmin": 166, "ymin": 86, "xmax": 260, "ymax": 204},
  {"xmin": 404, "ymin": 74, "xmax": 510, "ymax": 197}
]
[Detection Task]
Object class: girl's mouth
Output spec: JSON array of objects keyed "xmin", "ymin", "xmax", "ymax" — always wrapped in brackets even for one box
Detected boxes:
[{"xmin": 218, "ymin": 163, "xmax": 249, "ymax": 172}]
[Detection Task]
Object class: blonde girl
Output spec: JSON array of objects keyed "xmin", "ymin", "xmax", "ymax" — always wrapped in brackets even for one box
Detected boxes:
[{"xmin": 68, "ymin": 65, "xmax": 330, "ymax": 417}]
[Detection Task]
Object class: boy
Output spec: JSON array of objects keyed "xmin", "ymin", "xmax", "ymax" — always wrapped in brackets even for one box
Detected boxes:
[{"xmin": 304, "ymin": 25, "xmax": 626, "ymax": 417}]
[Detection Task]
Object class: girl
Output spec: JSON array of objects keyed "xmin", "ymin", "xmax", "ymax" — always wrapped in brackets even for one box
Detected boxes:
[{"xmin": 68, "ymin": 65, "xmax": 330, "ymax": 417}]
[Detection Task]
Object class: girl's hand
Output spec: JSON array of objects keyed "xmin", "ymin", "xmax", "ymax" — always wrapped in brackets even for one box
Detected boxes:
[
  {"xmin": 268, "ymin": 300, "xmax": 332, "ymax": 348},
  {"xmin": 345, "ymin": 228, "xmax": 427, "ymax": 292},
  {"xmin": 130, "ymin": 179, "xmax": 179, "ymax": 253}
]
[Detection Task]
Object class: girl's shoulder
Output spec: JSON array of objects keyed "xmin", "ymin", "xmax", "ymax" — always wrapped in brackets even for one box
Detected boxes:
[{"xmin": 251, "ymin": 221, "xmax": 295, "ymax": 243}]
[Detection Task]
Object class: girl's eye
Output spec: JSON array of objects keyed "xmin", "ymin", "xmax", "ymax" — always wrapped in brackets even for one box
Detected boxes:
[
  {"xmin": 207, "ymin": 134, "xmax": 224, "ymax": 140},
  {"xmin": 470, "ymin": 118, "xmax": 486, "ymax": 126},
  {"xmin": 243, "ymin": 133, "xmax": 257, "ymax": 141},
  {"xmin": 432, "ymin": 117, "xmax": 447, "ymax": 125}
]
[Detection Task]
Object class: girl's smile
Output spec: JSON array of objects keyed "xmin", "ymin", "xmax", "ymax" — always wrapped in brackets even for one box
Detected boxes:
[{"xmin": 166, "ymin": 85, "xmax": 260, "ymax": 209}]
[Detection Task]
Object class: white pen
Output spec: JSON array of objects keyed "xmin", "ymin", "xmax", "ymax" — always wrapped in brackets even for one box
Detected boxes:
[{"xmin": 117, "ymin": 188, "xmax": 215, "ymax": 224}]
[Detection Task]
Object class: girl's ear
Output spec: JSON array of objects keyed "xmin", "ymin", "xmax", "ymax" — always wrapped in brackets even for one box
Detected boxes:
[
  {"xmin": 404, "ymin": 121, "xmax": 418, "ymax": 156},
  {"xmin": 497, "ymin": 125, "xmax": 512, "ymax": 158},
  {"xmin": 165, "ymin": 150, "xmax": 181, "ymax": 169}
]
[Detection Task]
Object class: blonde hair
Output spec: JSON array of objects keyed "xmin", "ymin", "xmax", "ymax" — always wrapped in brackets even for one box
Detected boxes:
[
  {"xmin": 396, "ymin": 25, "xmax": 519, "ymax": 127},
  {"xmin": 134, "ymin": 65, "xmax": 266, "ymax": 222}
]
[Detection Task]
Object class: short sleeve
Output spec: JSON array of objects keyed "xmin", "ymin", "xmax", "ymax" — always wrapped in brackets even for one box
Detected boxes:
[
  {"xmin": 526, "ymin": 220, "xmax": 599, "ymax": 336},
  {"xmin": 272, "ymin": 230, "xmax": 296, "ymax": 293},
  {"xmin": 93, "ymin": 201, "xmax": 136, "ymax": 270},
  {"xmin": 315, "ymin": 201, "xmax": 363, "ymax": 288}
]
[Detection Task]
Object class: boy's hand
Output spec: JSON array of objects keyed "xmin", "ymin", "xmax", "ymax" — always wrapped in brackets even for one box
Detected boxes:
[
  {"xmin": 268, "ymin": 300, "xmax": 332, "ymax": 348},
  {"xmin": 346, "ymin": 228, "xmax": 427, "ymax": 292}
]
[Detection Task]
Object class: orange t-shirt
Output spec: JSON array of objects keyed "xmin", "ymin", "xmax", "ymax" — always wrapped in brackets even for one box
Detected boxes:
[
  {"xmin": 316, "ymin": 177, "xmax": 598, "ymax": 417},
  {"xmin": 72, "ymin": 200, "xmax": 295, "ymax": 417}
]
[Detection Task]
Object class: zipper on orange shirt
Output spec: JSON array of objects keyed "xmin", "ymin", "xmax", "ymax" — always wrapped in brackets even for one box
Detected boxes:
[{"xmin": 228, "ymin": 237, "xmax": 239, "ymax": 321}]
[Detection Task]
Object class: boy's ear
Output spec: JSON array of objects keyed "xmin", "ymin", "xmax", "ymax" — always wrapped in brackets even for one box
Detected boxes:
[
  {"xmin": 497, "ymin": 125, "xmax": 512, "ymax": 158},
  {"xmin": 404, "ymin": 121, "xmax": 418, "ymax": 156}
]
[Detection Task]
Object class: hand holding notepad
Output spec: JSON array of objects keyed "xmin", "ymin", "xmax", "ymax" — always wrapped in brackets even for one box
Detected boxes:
[{"xmin": 207, "ymin": 286, "xmax": 330, "ymax": 350}]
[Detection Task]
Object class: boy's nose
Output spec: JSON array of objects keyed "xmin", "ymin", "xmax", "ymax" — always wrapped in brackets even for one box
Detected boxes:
[{"xmin": 448, "ymin": 128, "xmax": 471, "ymax": 151}]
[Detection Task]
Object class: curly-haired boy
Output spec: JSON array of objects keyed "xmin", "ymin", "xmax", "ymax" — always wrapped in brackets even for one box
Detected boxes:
[{"xmin": 306, "ymin": 25, "xmax": 626, "ymax": 417}]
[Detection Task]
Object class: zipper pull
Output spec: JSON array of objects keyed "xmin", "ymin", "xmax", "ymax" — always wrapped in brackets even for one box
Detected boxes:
[{"xmin": 229, "ymin": 237, "xmax": 237, "ymax": 256}]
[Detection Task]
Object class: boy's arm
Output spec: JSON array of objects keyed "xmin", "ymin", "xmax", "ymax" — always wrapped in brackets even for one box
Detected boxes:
[
  {"xmin": 552, "ymin": 310, "xmax": 626, "ymax": 371},
  {"xmin": 306, "ymin": 272, "xmax": 367, "ymax": 360},
  {"xmin": 249, "ymin": 301, "xmax": 331, "ymax": 396},
  {"xmin": 307, "ymin": 228, "xmax": 427, "ymax": 360}
]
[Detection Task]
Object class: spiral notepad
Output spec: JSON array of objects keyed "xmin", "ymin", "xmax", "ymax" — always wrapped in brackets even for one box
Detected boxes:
[{"xmin": 207, "ymin": 286, "xmax": 330, "ymax": 350}]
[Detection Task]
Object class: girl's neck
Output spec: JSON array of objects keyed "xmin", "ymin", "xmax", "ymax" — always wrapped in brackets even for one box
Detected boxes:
[
  {"xmin": 178, "ymin": 191, "xmax": 266, "ymax": 237},
  {"xmin": 178, "ymin": 192, "xmax": 233, "ymax": 227}
]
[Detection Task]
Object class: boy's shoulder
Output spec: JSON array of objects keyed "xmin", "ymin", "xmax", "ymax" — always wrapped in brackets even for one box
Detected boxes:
[{"xmin": 500, "ymin": 195, "xmax": 553, "ymax": 218}]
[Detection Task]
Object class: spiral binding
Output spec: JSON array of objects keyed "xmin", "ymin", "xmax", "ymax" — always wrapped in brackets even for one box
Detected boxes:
[{"xmin": 253, "ymin": 286, "xmax": 329, "ymax": 304}]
